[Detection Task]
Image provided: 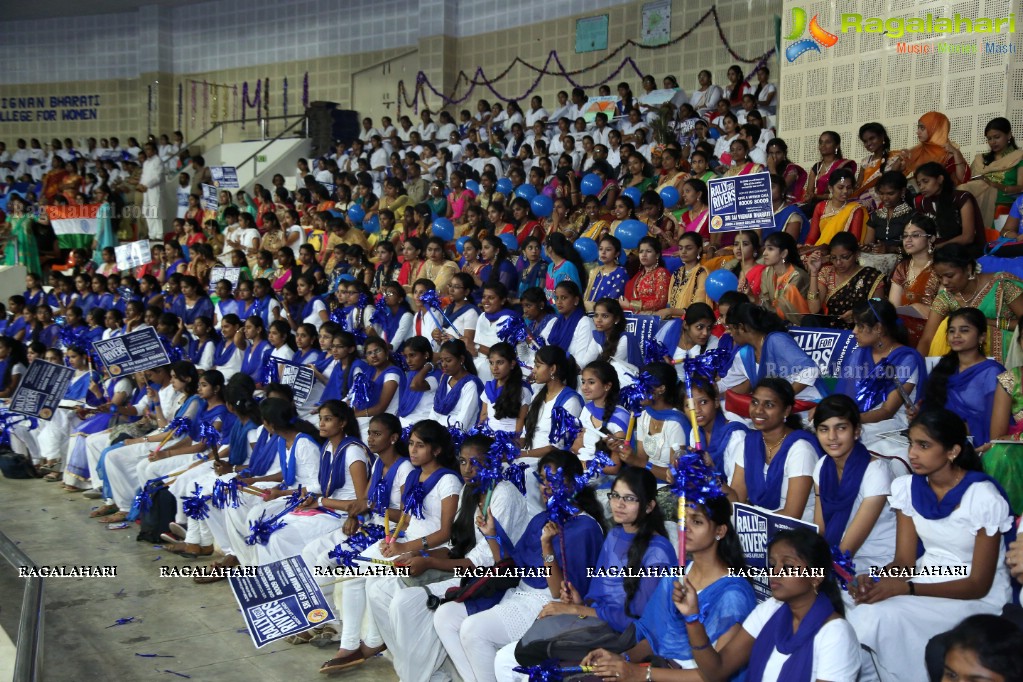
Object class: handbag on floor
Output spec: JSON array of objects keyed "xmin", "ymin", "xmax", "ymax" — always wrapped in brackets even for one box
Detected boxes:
[
  {"xmin": 136, "ymin": 487, "xmax": 177, "ymax": 543},
  {"xmin": 514, "ymin": 616, "xmax": 636, "ymax": 665}
]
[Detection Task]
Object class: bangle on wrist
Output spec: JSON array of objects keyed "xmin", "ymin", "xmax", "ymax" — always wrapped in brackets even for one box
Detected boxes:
[{"xmin": 907, "ymin": 581, "xmax": 916, "ymax": 596}]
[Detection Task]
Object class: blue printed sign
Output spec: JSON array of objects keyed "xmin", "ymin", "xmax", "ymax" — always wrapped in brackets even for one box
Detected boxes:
[
  {"xmin": 229, "ymin": 556, "xmax": 335, "ymax": 648},
  {"xmin": 211, "ymin": 166, "xmax": 239, "ymax": 188},
  {"xmin": 733, "ymin": 503, "xmax": 818, "ymax": 601},
  {"xmin": 8, "ymin": 360, "xmax": 74, "ymax": 421},
  {"xmin": 278, "ymin": 362, "xmax": 316, "ymax": 404},
  {"xmin": 708, "ymin": 172, "xmax": 774, "ymax": 233},
  {"xmin": 788, "ymin": 326, "xmax": 858, "ymax": 379},
  {"xmin": 91, "ymin": 327, "xmax": 171, "ymax": 376},
  {"xmin": 201, "ymin": 183, "xmax": 219, "ymax": 211},
  {"xmin": 625, "ymin": 314, "xmax": 659, "ymax": 358}
]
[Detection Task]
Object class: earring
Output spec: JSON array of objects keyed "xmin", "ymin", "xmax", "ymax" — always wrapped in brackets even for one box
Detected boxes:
[
  {"xmin": 927, "ymin": 243, "xmax": 933, "ymax": 255},
  {"xmin": 813, "ymin": 582, "xmax": 819, "ymax": 595},
  {"xmin": 968, "ymin": 269, "xmax": 976, "ymax": 281}
]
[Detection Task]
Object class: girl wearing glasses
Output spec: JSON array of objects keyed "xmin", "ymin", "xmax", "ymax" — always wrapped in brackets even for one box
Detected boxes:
[
  {"xmin": 887, "ymin": 214, "xmax": 938, "ymax": 347},
  {"xmin": 494, "ymin": 468, "xmax": 673, "ymax": 679},
  {"xmin": 435, "ymin": 450, "xmax": 605, "ymax": 682}
]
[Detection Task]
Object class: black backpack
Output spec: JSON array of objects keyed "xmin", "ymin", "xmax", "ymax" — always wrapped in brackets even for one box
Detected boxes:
[
  {"xmin": 0, "ymin": 452, "xmax": 41, "ymax": 479},
  {"xmin": 137, "ymin": 487, "xmax": 177, "ymax": 544}
]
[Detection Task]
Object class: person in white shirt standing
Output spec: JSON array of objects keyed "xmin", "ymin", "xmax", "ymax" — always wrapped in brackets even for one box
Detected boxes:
[
  {"xmin": 138, "ymin": 142, "xmax": 166, "ymax": 240},
  {"xmin": 525, "ymin": 95, "xmax": 549, "ymax": 128},
  {"xmin": 175, "ymin": 172, "xmax": 191, "ymax": 219}
]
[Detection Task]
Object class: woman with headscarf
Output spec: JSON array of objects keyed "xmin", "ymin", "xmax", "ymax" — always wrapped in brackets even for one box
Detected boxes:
[{"xmin": 899, "ymin": 111, "xmax": 970, "ymax": 186}]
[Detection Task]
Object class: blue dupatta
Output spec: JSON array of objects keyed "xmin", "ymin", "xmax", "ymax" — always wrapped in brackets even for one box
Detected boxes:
[
  {"xmin": 818, "ymin": 442, "xmax": 872, "ymax": 546},
  {"xmin": 398, "ymin": 368, "xmax": 441, "ymax": 418},
  {"xmin": 838, "ymin": 345, "xmax": 927, "ymax": 412},
  {"xmin": 434, "ymin": 373, "xmax": 484, "ymax": 416},
  {"xmin": 947, "ymin": 359, "xmax": 1004, "ymax": 447},
  {"xmin": 544, "ymin": 307, "xmax": 584, "ymax": 348},
  {"xmin": 738, "ymin": 332, "xmax": 828, "ymax": 398},
  {"xmin": 743, "ymin": 429, "xmax": 819, "ymax": 510}
]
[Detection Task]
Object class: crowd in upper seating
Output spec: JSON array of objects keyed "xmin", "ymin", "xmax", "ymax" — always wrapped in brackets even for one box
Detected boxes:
[{"xmin": 4, "ymin": 66, "xmax": 1023, "ymax": 682}]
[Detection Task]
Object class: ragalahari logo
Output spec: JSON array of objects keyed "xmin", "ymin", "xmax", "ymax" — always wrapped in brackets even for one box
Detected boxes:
[{"xmin": 785, "ymin": 8, "xmax": 839, "ymax": 62}]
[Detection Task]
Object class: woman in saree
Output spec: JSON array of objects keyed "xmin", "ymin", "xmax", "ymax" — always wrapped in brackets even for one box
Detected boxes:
[
  {"xmin": 853, "ymin": 122, "xmax": 903, "ymax": 211},
  {"xmin": 757, "ymin": 232, "xmax": 810, "ymax": 322},
  {"xmin": 765, "ymin": 174, "xmax": 808, "ymax": 242},
  {"xmin": 503, "ymin": 197, "xmax": 544, "ymax": 248},
  {"xmin": 587, "ymin": 160, "xmax": 620, "ymax": 209},
  {"xmin": 678, "ymin": 178, "xmax": 710, "ymax": 240},
  {"xmin": 2, "ymin": 193, "xmax": 41, "ymax": 277},
  {"xmin": 576, "ymin": 194, "xmax": 615, "ymax": 242},
  {"xmin": 803, "ymin": 130, "xmax": 857, "ymax": 209},
  {"xmin": 837, "ymin": 299, "xmax": 927, "ymax": 446},
  {"xmin": 922, "ymin": 307, "xmax": 1004, "ymax": 450},
  {"xmin": 620, "ymin": 152, "xmax": 656, "ymax": 195},
  {"xmin": 722, "ymin": 139, "xmax": 764, "ymax": 178},
  {"xmin": 917, "ymin": 243, "xmax": 1023, "ymax": 365},
  {"xmin": 41, "ymin": 160, "xmax": 69, "ymax": 203},
  {"xmin": 805, "ymin": 232, "xmax": 885, "ymax": 330},
  {"xmin": 61, "ymin": 161, "xmax": 84, "ymax": 203},
  {"xmin": 654, "ymin": 146, "xmax": 689, "ymax": 194},
  {"xmin": 899, "ymin": 110, "xmax": 970, "ymax": 186},
  {"xmin": 962, "ymin": 117, "xmax": 1023, "ymax": 231},
  {"xmin": 622, "ymin": 237, "xmax": 671, "ymax": 314},
  {"xmin": 765, "ymin": 138, "xmax": 807, "ymax": 204},
  {"xmin": 639, "ymin": 190, "xmax": 679, "ymax": 255},
  {"xmin": 805, "ymin": 168, "xmax": 867, "ymax": 246},
  {"xmin": 888, "ymin": 215, "xmax": 940, "ymax": 347},
  {"xmin": 657, "ymin": 231, "xmax": 708, "ymax": 318},
  {"xmin": 981, "ymin": 329, "xmax": 1023, "ymax": 514},
  {"xmin": 913, "ymin": 162, "xmax": 983, "ymax": 252}
]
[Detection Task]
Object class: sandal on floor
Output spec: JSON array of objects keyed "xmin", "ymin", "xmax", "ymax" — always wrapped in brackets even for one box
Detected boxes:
[
  {"xmin": 98, "ymin": 511, "xmax": 128, "ymax": 523},
  {"xmin": 178, "ymin": 545, "xmax": 214, "ymax": 559},
  {"xmin": 43, "ymin": 472, "xmax": 61, "ymax": 481},
  {"xmin": 90, "ymin": 505, "xmax": 118, "ymax": 518},
  {"xmin": 319, "ymin": 651, "xmax": 365, "ymax": 674}
]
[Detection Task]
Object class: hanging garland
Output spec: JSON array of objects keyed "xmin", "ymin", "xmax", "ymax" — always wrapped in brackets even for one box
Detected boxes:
[
  {"xmin": 283, "ymin": 76, "xmax": 288, "ymax": 119},
  {"xmin": 177, "ymin": 82, "xmax": 183, "ymax": 131},
  {"xmin": 241, "ymin": 80, "xmax": 262, "ymax": 128},
  {"xmin": 232, "ymin": 84, "xmax": 238, "ymax": 121},
  {"xmin": 397, "ymin": 4, "xmax": 773, "ymax": 114},
  {"xmin": 302, "ymin": 73, "xmax": 309, "ymax": 109},
  {"xmin": 265, "ymin": 78, "xmax": 270, "ymax": 119},
  {"xmin": 190, "ymin": 81, "xmax": 197, "ymax": 127},
  {"xmin": 202, "ymin": 80, "xmax": 209, "ymax": 130}
]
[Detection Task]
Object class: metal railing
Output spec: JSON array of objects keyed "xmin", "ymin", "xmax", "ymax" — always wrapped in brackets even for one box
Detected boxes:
[
  {"xmin": 179, "ymin": 115, "xmax": 308, "ymax": 157},
  {"xmin": 235, "ymin": 115, "xmax": 309, "ymax": 179},
  {"xmin": 0, "ymin": 529, "xmax": 43, "ymax": 681}
]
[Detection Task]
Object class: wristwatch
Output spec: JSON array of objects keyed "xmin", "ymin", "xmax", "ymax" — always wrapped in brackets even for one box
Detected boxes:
[{"xmin": 543, "ymin": 553, "xmax": 555, "ymax": 564}]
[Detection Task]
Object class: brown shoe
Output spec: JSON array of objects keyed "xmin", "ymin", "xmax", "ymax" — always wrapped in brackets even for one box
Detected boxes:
[{"xmin": 97, "ymin": 511, "xmax": 127, "ymax": 523}]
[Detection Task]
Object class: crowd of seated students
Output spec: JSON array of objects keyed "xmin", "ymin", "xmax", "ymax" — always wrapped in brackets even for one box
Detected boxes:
[{"xmin": 5, "ymin": 67, "xmax": 1023, "ymax": 682}]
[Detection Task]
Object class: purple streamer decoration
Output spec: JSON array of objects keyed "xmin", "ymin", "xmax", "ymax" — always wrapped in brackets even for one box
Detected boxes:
[
  {"xmin": 177, "ymin": 83, "xmax": 183, "ymax": 130},
  {"xmin": 283, "ymin": 76, "xmax": 288, "ymax": 119},
  {"xmin": 395, "ymin": 7, "xmax": 774, "ymax": 115},
  {"xmin": 302, "ymin": 72, "xmax": 309, "ymax": 109}
]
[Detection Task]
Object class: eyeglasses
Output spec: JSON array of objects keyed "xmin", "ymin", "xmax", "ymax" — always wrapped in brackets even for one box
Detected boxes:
[
  {"xmin": 365, "ymin": 348, "xmax": 386, "ymax": 357},
  {"xmin": 608, "ymin": 492, "xmax": 640, "ymax": 504},
  {"xmin": 902, "ymin": 232, "xmax": 929, "ymax": 240}
]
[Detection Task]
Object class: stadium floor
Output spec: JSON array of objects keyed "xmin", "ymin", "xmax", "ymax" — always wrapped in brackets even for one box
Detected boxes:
[{"xmin": 0, "ymin": 474, "xmax": 399, "ymax": 681}]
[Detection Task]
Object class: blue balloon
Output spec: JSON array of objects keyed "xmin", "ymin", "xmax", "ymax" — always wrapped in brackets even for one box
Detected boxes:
[
  {"xmin": 338, "ymin": 273, "xmax": 356, "ymax": 282},
  {"xmin": 615, "ymin": 219, "xmax": 647, "ymax": 250},
  {"xmin": 531, "ymin": 194, "xmax": 554, "ymax": 218},
  {"xmin": 659, "ymin": 186, "xmax": 680, "ymax": 209},
  {"xmin": 496, "ymin": 178, "xmax": 513, "ymax": 195},
  {"xmin": 573, "ymin": 237, "xmax": 599, "ymax": 263},
  {"xmin": 622, "ymin": 186, "xmax": 643, "ymax": 207},
  {"xmin": 466, "ymin": 179, "xmax": 480, "ymax": 194},
  {"xmin": 580, "ymin": 173, "xmax": 602, "ymax": 197},
  {"xmin": 514, "ymin": 184, "xmax": 537, "ymax": 201},
  {"xmin": 705, "ymin": 269, "xmax": 740, "ymax": 303},
  {"xmin": 499, "ymin": 232, "xmax": 519, "ymax": 253},
  {"xmin": 456, "ymin": 236, "xmax": 470, "ymax": 254},
  {"xmin": 347, "ymin": 205, "xmax": 365, "ymax": 223},
  {"xmin": 432, "ymin": 217, "xmax": 455, "ymax": 241},
  {"xmin": 363, "ymin": 214, "xmax": 380, "ymax": 234},
  {"xmin": 663, "ymin": 256, "xmax": 683, "ymax": 273}
]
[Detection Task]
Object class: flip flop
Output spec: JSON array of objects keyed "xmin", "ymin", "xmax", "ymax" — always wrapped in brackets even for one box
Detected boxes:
[{"xmin": 319, "ymin": 651, "xmax": 365, "ymax": 674}]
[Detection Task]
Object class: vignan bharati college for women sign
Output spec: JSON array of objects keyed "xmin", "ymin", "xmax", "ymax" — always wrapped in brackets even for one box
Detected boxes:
[{"xmin": 0, "ymin": 95, "xmax": 102, "ymax": 123}]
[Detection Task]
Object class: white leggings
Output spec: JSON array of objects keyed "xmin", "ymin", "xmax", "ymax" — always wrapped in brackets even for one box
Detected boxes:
[
  {"xmin": 367, "ymin": 575, "xmax": 459, "ymax": 682},
  {"xmin": 433, "ymin": 585, "xmax": 550, "ymax": 682}
]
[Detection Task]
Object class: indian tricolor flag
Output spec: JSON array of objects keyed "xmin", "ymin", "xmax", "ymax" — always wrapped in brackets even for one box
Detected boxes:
[{"xmin": 46, "ymin": 204, "xmax": 100, "ymax": 235}]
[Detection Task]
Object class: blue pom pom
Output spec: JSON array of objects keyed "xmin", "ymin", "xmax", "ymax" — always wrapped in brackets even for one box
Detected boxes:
[
  {"xmin": 210, "ymin": 478, "xmax": 241, "ymax": 509},
  {"xmin": 831, "ymin": 546, "xmax": 856, "ymax": 591},
  {"xmin": 642, "ymin": 338, "xmax": 671, "ymax": 365},
  {"xmin": 198, "ymin": 422, "xmax": 223, "ymax": 451},
  {"xmin": 181, "ymin": 483, "xmax": 211, "ymax": 521},
  {"xmin": 418, "ymin": 290, "xmax": 442, "ymax": 311},
  {"xmin": 327, "ymin": 545, "xmax": 360, "ymax": 567},
  {"xmin": 549, "ymin": 407, "xmax": 581, "ymax": 447},
  {"xmin": 512, "ymin": 661, "xmax": 565, "ymax": 682},
  {"xmin": 620, "ymin": 372, "xmax": 658, "ymax": 412},
  {"xmin": 346, "ymin": 372, "xmax": 373, "ymax": 410},
  {"xmin": 668, "ymin": 449, "xmax": 725, "ymax": 508}
]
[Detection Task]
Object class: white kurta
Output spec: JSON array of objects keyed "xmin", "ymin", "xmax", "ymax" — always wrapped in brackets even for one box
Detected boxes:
[{"xmin": 140, "ymin": 156, "xmax": 165, "ymax": 239}]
